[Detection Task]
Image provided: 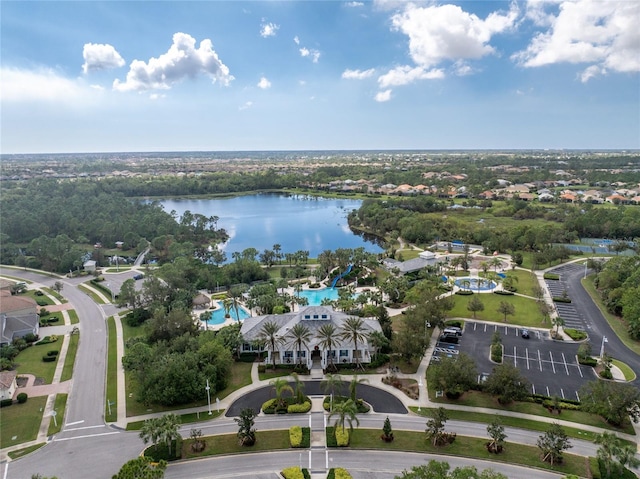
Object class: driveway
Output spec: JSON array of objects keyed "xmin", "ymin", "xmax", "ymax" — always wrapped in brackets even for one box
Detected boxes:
[{"xmin": 226, "ymin": 381, "xmax": 407, "ymax": 417}]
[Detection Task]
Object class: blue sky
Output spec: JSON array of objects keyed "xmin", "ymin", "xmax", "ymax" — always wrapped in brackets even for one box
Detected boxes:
[{"xmin": 1, "ymin": 0, "xmax": 638, "ymax": 154}]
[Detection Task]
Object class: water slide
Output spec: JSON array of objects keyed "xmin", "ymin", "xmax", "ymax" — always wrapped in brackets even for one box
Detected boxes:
[{"xmin": 331, "ymin": 264, "xmax": 353, "ymax": 288}]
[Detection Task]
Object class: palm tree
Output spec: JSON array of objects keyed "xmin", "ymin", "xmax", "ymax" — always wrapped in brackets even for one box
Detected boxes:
[
  {"xmin": 222, "ymin": 298, "xmax": 232, "ymax": 318},
  {"xmin": 595, "ymin": 432, "xmax": 620, "ymax": 478},
  {"xmin": 317, "ymin": 323, "xmax": 339, "ymax": 371},
  {"xmin": 270, "ymin": 377, "xmax": 294, "ymax": 409},
  {"xmin": 348, "ymin": 375, "xmax": 369, "ymax": 402},
  {"xmin": 290, "ymin": 372, "xmax": 306, "ymax": 404},
  {"xmin": 288, "ymin": 323, "xmax": 312, "ymax": 366},
  {"xmin": 339, "ymin": 317, "xmax": 369, "ymax": 369},
  {"xmin": 273, "ymin": 244, "xmax": 282, "ymax": 264},
  {"xmin": 368, "ymin": 331, "xmax": 389, "ymax": 361},
  {"xmin": 490, "ymin": 257, "xmax": 502, "ymax": 272},
  {"xmin": 259, "ymin": 320, "xmax": 285, "ymax": 370},
  {"xmin": 321, "ymin": 373, "xmax": 344, "ymax": 411},
  {"xmin": 328, "ymin": 398, "xmax": 359, "ymax": 435},
  {"xmin": 229, "ymin": 285, "xmax": 246, "ymax": 322},
  {"xmin": 139, "ymin": 414, "xmax": 181, "ymax": 456}
]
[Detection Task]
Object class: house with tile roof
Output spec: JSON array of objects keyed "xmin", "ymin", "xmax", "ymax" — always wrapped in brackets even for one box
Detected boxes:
[{"xmin": 240, "ymin": 305, "xmax": 382, "ymax": 370}]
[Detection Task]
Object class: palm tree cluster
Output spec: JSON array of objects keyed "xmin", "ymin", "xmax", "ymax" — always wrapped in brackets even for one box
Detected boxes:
[{"xmin": 139, "ymin": 413, "xmax": 181, "ymax": 457}]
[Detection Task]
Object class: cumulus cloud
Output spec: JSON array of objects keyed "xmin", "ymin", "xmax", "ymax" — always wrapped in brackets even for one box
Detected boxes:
[
  {"xmin": 391, "ymin": 3, "xmax": 519, "ymax": 69},
  {"xmin": 293, "ymin": 36, "xmax": 300, "ymax": 45},
  {"xmin": 378, "ymin": 65, "xmax": 444, "ymax": 88},
  {"xmin": 342, "ymin": 68, "xmax": 375, "ymax": 79},
  {"xmin": 260, "ymin": 21, "xmax": 279, "ymax": 38},
  {"xmin": 579, "ymin": 65, "xmax": 607, "ymax": 83},
  {"xmin": 82, "ymin": 43, "xmax": 125, "ymax": 74},
  {"xmin": 257, "ymin": 77, "xmax": 271, "ymax": 89},
  {"xmin": 513, "ymin": 0, "xmax": 640, "ymax": 75},
  {"xmin": 374, "ymin": 89, "xmax": 392, "ymax": 102},
  {"xmin": 0, "ymin": 67, "xmax": 92, "ymax": 103},
  {"xmin": 299, "ymin": 47, "xmax": 321, "ymax": 63},
  {"xmin": 113, "ymin": 32, "xmax": 233, "ymax": 92}
]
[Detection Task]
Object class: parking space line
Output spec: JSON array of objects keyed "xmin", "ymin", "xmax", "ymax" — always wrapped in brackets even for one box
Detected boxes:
[
  {"xmin": 532, "ymin": 384, "xmax": 536, "ymax": 394},
  {"xmin": 538, "ymin": 350, "xmax": 543, "ymax": 371},
  {"xmin": 549, "ymin": 351, "xmax": 556, "ymax": 374},
  {"xmin": 525, "ymin": 348, "xmax": 530, "ymax": 370},
  {"xmin": 474, "ymin": 322, "xmax": 477, "ymax": 331},
  {"xmin": 560, "ymin": 388, "xmax": 565, "ymax": 399},
  {"xmin": 561, "ymin": 353, "xmax": 570, "ymax": 375},
  {"xmin": 546, "ymin": 386, "xmax": 550, "ymax": 396},
  {"xmin": 575, "ymin": 391, "xmax": 580, "ymax": 402},
  {"xmin": 512, "ymin": 346, "xmax": 516, "ymax": 366},
  {"xmin": 576, "ymin": 360, "xmax": 584, "ymax": 378},
  {"xmin": 505, "ymin": 326, "xmax": 508, "ymax": 335}
]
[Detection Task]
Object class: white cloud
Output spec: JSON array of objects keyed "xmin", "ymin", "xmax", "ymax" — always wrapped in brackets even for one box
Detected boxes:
[
  {"xmin": 257, "ymin": 77, "xmax": 271, "ymax": 89},
  {"xmin": 82, "ymin": 43, "xmax": 125, "ymax": 74},
  {"xmin": 293, "ymin": 36, "xmax": 300, "ymax": 45},
  {"xmin": 374, "ymin": 89, "xmax": 392, "ymax": 102},
  {"xmin": 514, "ymin": 0, "xmax": 640, "ymax": 73},
  {"xmin": 453, "ymin": 61, "xmax": 474, "ymax": 76},
  {"xmin": 299, "ymin": 47, "xmax": 321, "ymax": 63},
  {"xmin": 260, "ymin": 21, "xmax": 279, "ymax": 38},
  {"xmin": 113, "ymin": 32, "xmax": 233, "ymax": 92},
  {"xmin": 345, "ymin": 2, "xmax": 364, "ymax": 7},
  {"xmin": 391, "ymin": 3, "xmax": 519, "ymax": 69},
  {"xmin": 239, "ymin": 101, "xmax": 253, "ymax": 110},
  {"xmin": 378, "ymin": 65, "xmax": 444, "ymax": 88},
  {"xmin": 149, "ymin": 93, "xmax": 165, "ymax": 100},
  {"xmin": 342, "ymin": 68, "xmax": 375, "ymax": 79},
  {"xmin": 0, "ymin": 67, "xmax": 92, "ymax": 103},
  {"xmin": 579, "ymin": 65, "xmax": 606, "ymax": 83}
]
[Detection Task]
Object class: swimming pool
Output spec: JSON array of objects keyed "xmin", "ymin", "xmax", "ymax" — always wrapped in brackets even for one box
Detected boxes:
[
  {"xmin": 204, "ymin": 301, "xmax": 250, "ymax": 325},
  {"xmin": 298, "ymin": 288, "xmax": 340, "ymax": 306},
  {"xmin": 454, "ymin": 277, "xmax": 496, "ymax": 291}
]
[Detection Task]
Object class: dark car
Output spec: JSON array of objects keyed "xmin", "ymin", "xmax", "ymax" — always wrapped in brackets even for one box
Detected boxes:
[
  {"xmin": 439, "ymin": 333, "xmax": 459, "ymax": 344},
  {"xmin": 521, "ymin": 329, "xmax": 530, "ymax": 339},
  {"xmin": 133, "ymin": 273, "xmax": 144, "ymax": 280}
]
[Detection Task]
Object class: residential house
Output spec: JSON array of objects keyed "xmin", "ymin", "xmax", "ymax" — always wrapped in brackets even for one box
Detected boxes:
[
  {"xmin": 240, "ymin": 306, "xmax": 382, "ymax": 370},
  {"xmin": 83, "ymin": 260, "xmax": 97, "ymax": 272},
  {"xmin": 0, "ymin": 290, "xmax": 39, "ymax": 346},
  {"xmin": 0, "ymin": 371, "xmax": 17, "ymax": 400},
  {"xmin": 382, "ymin": 250, "xmax": 441, "ymax": 275}
]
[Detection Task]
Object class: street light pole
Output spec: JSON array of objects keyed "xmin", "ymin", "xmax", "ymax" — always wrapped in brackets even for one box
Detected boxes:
[
  {"xmin": 600, "ymin": 336, "xmax": 608, "ymax": 361},
  {"xmin": 206, "ymin": 379, "xmax": 212, "ymax": 415}
]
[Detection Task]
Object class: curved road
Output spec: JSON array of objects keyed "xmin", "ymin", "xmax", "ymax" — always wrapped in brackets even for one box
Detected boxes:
[{"xmin": 0, "ymin": 266, "xmax": 634, "ymax": 478}]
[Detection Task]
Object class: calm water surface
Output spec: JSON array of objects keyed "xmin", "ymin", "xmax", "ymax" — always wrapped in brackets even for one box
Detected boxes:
[{"xmin": 159, "ymin": 194, "xmax": 383, "ymax": 258}]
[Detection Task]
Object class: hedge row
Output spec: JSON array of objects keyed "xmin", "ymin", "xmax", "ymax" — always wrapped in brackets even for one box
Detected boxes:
[
  {"xmin": 544, "ymin": 273, "xmax": 560, "ymax": 280},
  {"xmin": 553, "ymin": 297, "xmax": 572, "ymax": 303},
  {"xmin": 455, "ymin": 290, "xmax": 473, "ymax": 296},
  {"xmin": 564, "ymin": 328, "xmax": 587, "ymax": 341},
  {"xmin": 289, "ymin": 426, "xmax": 303, "ymax": 448},
  {"xmin": 493, "ymin": 290, "xmax": 514, "ymax": 296},
  {"xmin": 335, "ymin": 427, "xmax": 349, "ymax": 447}
]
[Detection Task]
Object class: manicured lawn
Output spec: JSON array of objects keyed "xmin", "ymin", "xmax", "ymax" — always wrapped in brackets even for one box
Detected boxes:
[
  {"xmin": 15, "ymin": 339, "xmax": 63, "ymax": 383},
  {"xmin": 42, "ymin": 288, "xmax": 66, "ymax": 303},
  {"xmin": 126, "ymin": 410, "xmax": 224, "ymax": 431},
  {"xmin": 78, "ymin": 284, "xmax": 107, "ymax": 304},
  {"xmin": 347, "ymin": 429, "xmax": 589, "ymax": 478},
  {"xmin": 447, "ymin": 293, "xmax": 547, "ymax": 327},
  {"xmin": 611, "ymin": 359, "xmax": 636, "ymax": 381},
  {"xmin": 106, "ymin": 316, "xmax": 118, "ymax": 422},
  {"xmin": 23, "ymin": 290, "xmax": 54, "ymax": 306},
  {"xmin": 182, "ymin": 430, "xmax": 290, "ymax": 459},
  {"xmin": 0, "ymin": 396, "xmax": 47, "ymax": 448},
  {"xmin": 47, "ymin": 393, "xmax": 68, "ymax": 436},
  {"xmin": 60, "ymin": 333, "xmax": 79, "ymax": 382},
  {"xmin": 507, "ymin": 269, "xmax": 539, "ymax": 297},
  {"xmin": 68, "ymin": 309, "xmax": 80, "ymax": 325}
]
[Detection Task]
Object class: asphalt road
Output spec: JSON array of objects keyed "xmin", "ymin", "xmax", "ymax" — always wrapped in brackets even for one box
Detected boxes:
[{"xmin": 226, "ymin": 382, "xmax": 408, "ymax": 417}]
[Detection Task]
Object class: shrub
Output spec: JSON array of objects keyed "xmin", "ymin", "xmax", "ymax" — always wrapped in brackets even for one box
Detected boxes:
[
  {"xmin": 290, "ymin": 426, "xmax": 303, "ymax": 447},
  {"xmin": 36, "ymin": 300, "xmax": 49, "ymax": 306},
  {"xmin": 144, "ymin": 437, "xmax": 182, "ymax": 462},
  {"xmin": 261, "ymin": 398, "xmax": 277, "ymax": 414},
  {"xmin": 16, "ymin": 392, "xmax": 28, "ymax": 404},
  {"xmin": 334, "ymin": 468, "xmax": 353, "ymax": 479},
  {"xmin": 47, "ymin": 350, "xmax": 59, "ymax": 357},
  {"xmin": 0, "ymin": 399, "xmax": 13, "ymax": 407},
  {"xmin": 455, "ymin": 290, "xmax": 473, "ymax": 295},
  {"xmin": 35, "ymin": 335, "xmax": 57, "ymax": 346},
  {"xmin": 553, "ymin": 297, "xmax": 572, "ymax": 303},
  {"xmin": 42, "ymin": 355, "xmax": 57, "ymax": 362},
  {"xmin": 257, "ymin": 364, "xmax": 266, "ymax": 373},
  {"xmin": 23, "ymin": 333, "xmax": 38, "ymax": 344},
  {"xmin": 599, "ymin": 369, "xmax": 613, "ymax": 379},
  {"xmin": 564, "ymin": 328, "xmax": 587, "ymax": 341},
  {"xmin": 281, "ymin": 467, "xmax": 305, "ymax": 479},
  {"xmin": 335, "ymin": 427, "xmax": 350, "ymax": 446},
  {"xmin": 579, "ymin": 357, "xmax": 598, "ymax": 367},
  {"xmin": 493, "ymin": 290, "xmax": 514, "ymax": 295},
  {"xmin": 34, "ymin": 290, "xmax": 44, "ymax": 296},
  {"xmin": 491, "ymin": 344, "xmax": 503, "ymax": 363},
  {"xmin": 288, "ymin": 402, "xmax": 311, "ymax": 413},
  {"xmin": 544, "ymin": 273, "xmax": 560, "ymax": 280}
]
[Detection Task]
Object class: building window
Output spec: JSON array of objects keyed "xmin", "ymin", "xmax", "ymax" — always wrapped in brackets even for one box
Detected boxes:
[
  {"xmin": 328, "ymin": 350, "xmax": 336, "ymax": 357},
  {"xmin": 313, "ymin": 314, "xmax": 319, "ymax": 319},
  {"xmin": 339, "ymin": 350, "xmax": 349, "ymax": 357},
  {"xmin": 304, "ymin": 315, "xmax": 311, "ymax": 319},
  {"xmin": 297, "ymin": 350, "xmax": 306, "ymax": 358},
  {"xmin": 321, "ymin": 314, "xmax": 328, "ymax": 319},
  {"xmin": 284, "ymin": 351, "xmax": 293, "ymax": 358}
]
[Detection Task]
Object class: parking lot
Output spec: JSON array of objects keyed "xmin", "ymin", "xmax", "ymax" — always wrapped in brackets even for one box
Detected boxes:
[
  {"xmin": 432, "ymin": 321, "xmax": 595, "ymax": 401},
  {"xmin": 545, "ymin": 263, "xmax": 587, "ymax": 331}
]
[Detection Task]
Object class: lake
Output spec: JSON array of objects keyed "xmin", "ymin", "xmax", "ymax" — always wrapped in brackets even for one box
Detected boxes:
[{"xmin": 159, "ymin": 194, "xmax": 384, "ymax": 258}]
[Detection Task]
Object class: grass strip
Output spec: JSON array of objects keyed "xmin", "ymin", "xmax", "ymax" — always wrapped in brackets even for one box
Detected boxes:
[
  {"xmin": 105, "ymin": 316, "xmax": 118, "ymax": 422},
  {"xmin": 611, "ymin": 359, "xmax": 636, "ymax": 381},
  {"xmin": 47, "ymin": 393, "xmax": 68, "ymax": 436},
  {"xmin": 68, "ymin": 309, "xmax": 79, "ymax": 325},
  {"xmin": 126, "ymin": 410, "xmax": 224, "ymax": 431},
  {"xmin": 0, "ymin": 396, "xmax": 47, "ymax": 448},
  {"xmin": 78, "ymin": 284, "xmax": 106, "ymax": 304},
  {"xmin": 7, "ymin": 443, "xmax": 46, "ymax": 460},
  {"xmin": 60, "ymin": 333, "xmax": 79, "ymax": 382},
  {"xmin": 182, "ymin": 429, "xmax": 290, "ymax": 459},
  {"xmin": 348, "ymin": 429, "xmax": 589, "ymax": 478}
]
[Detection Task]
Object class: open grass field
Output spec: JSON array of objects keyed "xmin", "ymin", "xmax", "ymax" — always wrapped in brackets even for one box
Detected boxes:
[
  {"xmin": 0, "ymin": 396, "xmax": 47, "ymax": 448},
  {"xmin": 447, "ymin": 293, "xmax": 548, "ymax": 327},
  {"xmin": 507, "ymin": 269, "xmax": 540, "ymax": 297},
  {"xmin": 15, "ymin": 339, "xmax": 63, "ymax": 383}
]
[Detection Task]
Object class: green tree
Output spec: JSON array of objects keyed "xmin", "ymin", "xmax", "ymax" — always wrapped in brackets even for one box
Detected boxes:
[
  {"xmin": 396, "ymin": 460, "xmax": 507, "ymax": 478},
  {"xmin": 111, "ymin": 457, "xmax": 167, "ymax": 479},
  {"xmin": 290, "ymin": 372, "xmax": 306, "ymax": 404},
  {"xmin": 466, "ymin": 295, "xmax": 484, "ymax": 319},
  {"xmin": 235, "ymin": 407, "xmax": 257, "ymax": 446},
  {"xmin": 382, "ymin": 416, "xmax": 394, "ymax": 441},
  {"xmin": 270, "ymin": 377, "xmax": 294, "ymax": 409},
  {"xmin": 484, "ymin": 363, "xmax": 530, "ymax": 404},
  {"xmin": 339, "ymin": 316, "xmax": 369, "ymax": 368},
  {"xmin": 496, "ymin": 301, "xmax": 515, "ymax": 323},
  {"xmin": 287, "ymin": 323, "xmax": 312, "ymax": 366},
  {"xmin": 328, "ymin": 398, "xmax": 359, "ymax": 435},
  {"xmin": 431, "ymin": 353, "xmax": 477, "ymax": 399},
  {"xmin": 580, "ymin": 380, "xmax": 640, "ymax": 426},
  {"xmin": 139, "ymin": 414, "xmax": 181, "ymax": 456},
  {"xmin": 258, "ymin": 320, "xmax": 285, "ymax": 370},
  {"xmin": 348, "ymin": 375, "xmax": 369, "ymax": 402},
  {"xmin": 425, "ymin": 407, "xmax": 448, "ymax": 446},
  {"xmin": 486, "ymin": 416, "xmax": 507, "ymax": 453},
  {"xmin": 537, "ymin": 423, "xmax": 572, "ymax": 465},
  {"xmin": 321, "ymin": 373, "xmax": 344, "ymax": 411},
  {"xmin": 317, "ymin": 323, "xmax": 339, "ymax": 371},
  {"xmin": 368, "ymin": 330, "xmax": 390, "ymax": 360}
]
